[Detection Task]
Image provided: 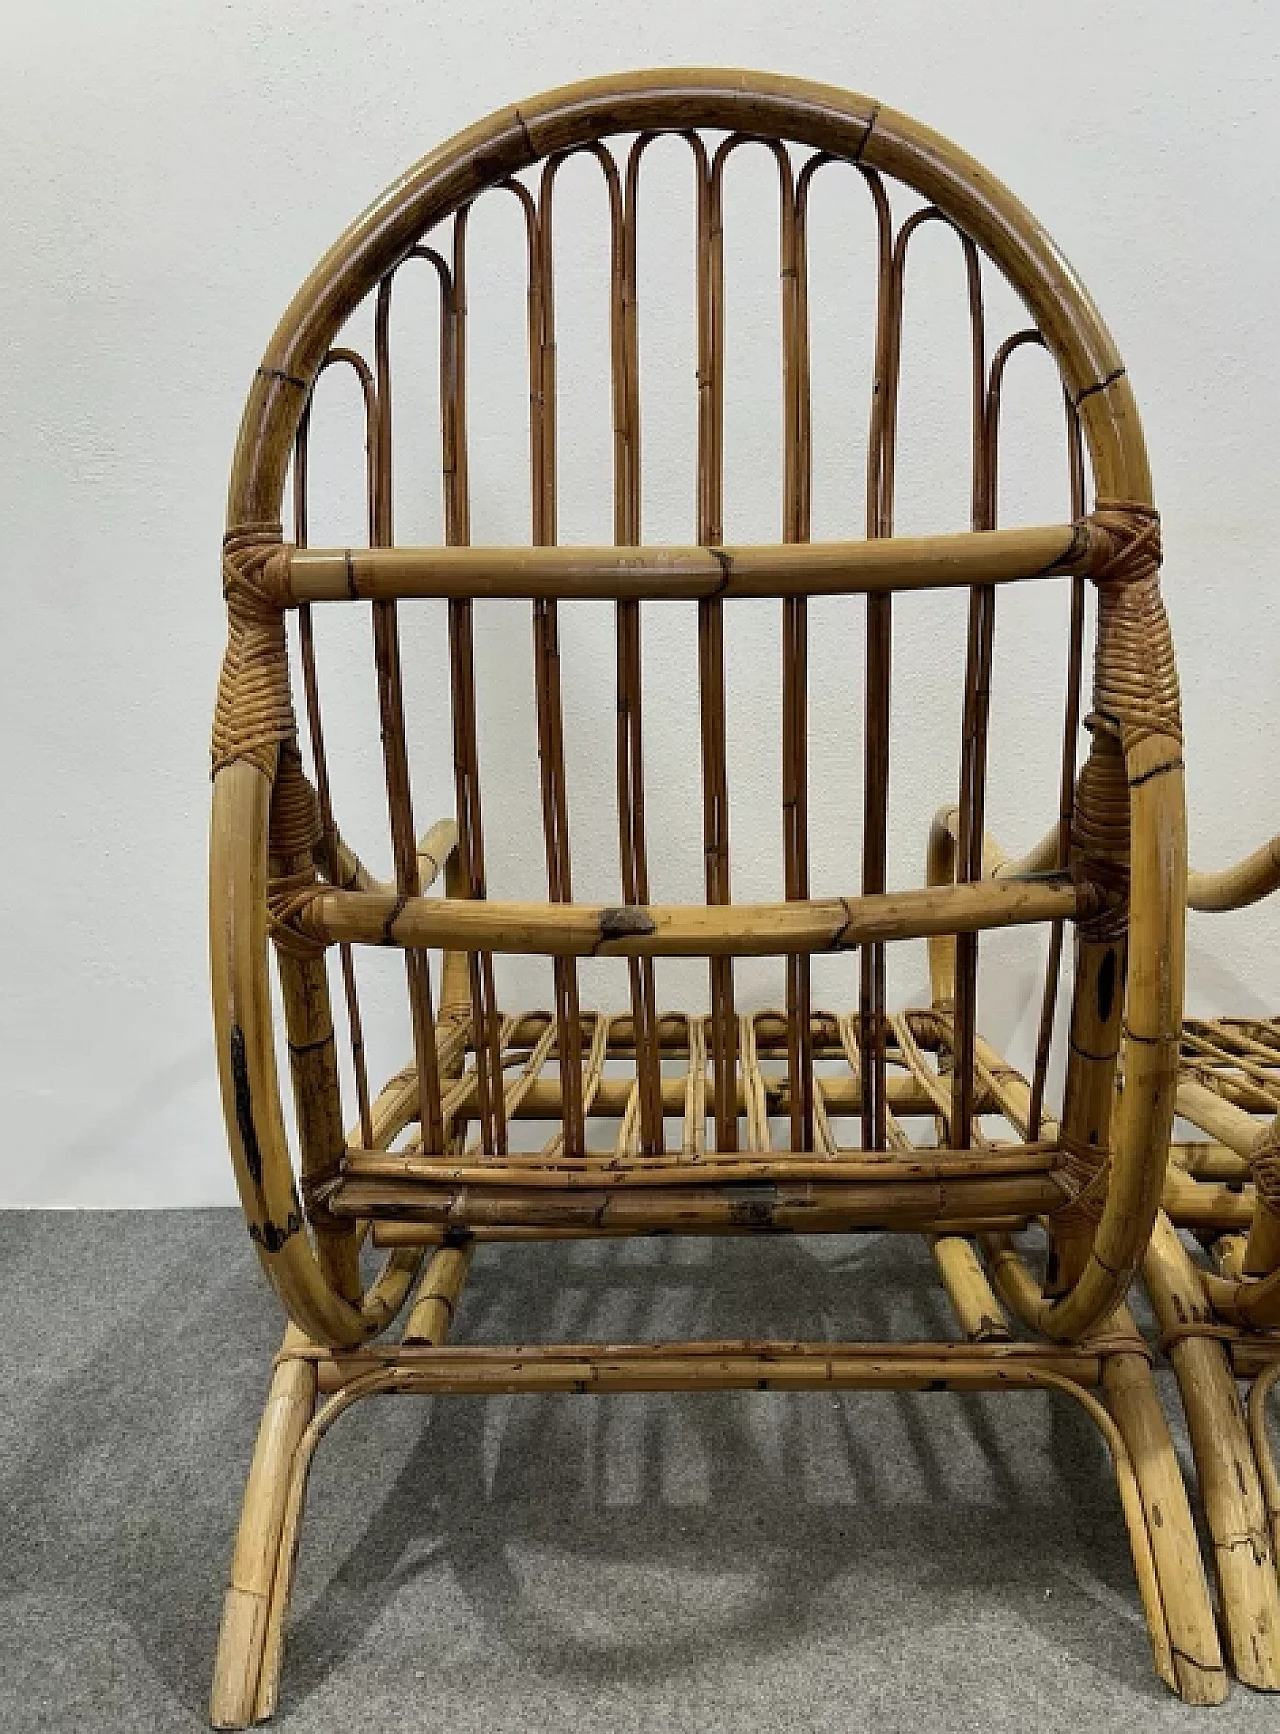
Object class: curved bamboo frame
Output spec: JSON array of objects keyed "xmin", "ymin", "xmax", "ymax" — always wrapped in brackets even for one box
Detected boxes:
[
  {"xmin": 208, "ymin": 70, "xmax": 1211, "ymax": 1722},
  {"xmin": 213, "ymin": 65, "xmax": 1183, "ymax": 1351}
]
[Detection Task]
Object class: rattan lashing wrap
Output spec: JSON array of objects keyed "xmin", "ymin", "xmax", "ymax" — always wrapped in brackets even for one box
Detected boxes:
[
  {"xmin": 1251, "ymin": 1117, "xmax": 1280, "ymax": 1218},
  {"xmin": 1054, "ymin": 1135, "xmax": 1112, "ymax": 1234},
  {"xmin": 1087, "ymin": 501, "xmax": 1182, "ymax": 753},
  {"xmin": 1050, "ymin": 503, "xmax": 1178, "ymax": 1237},
  {"xmin": 1070, "ymin": 726, "xmax": 1130, "ymax": 945},
  {"xmin": 1067, "ymin": 502, "xmax": 1178, "ymax": 946},
  {"xmin": 266, "ymin": 745, "xmax": 330, "ymax": 961},
  {"xmin": 212, "ymin": 527, "xmax": 294, "ymax": 779},
  {"xmin": 213, "ymin": 529, "xmax": 328, "ymax": 958}
]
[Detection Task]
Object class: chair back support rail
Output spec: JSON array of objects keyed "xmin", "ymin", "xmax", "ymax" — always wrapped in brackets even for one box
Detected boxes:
[{"xmin": 209, "ymin": 69, "xmax": 1186, "ymax": 1353}]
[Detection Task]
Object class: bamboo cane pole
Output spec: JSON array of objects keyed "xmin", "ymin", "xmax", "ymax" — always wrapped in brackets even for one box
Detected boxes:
[
  {"xmin": 285, "ymin": 520, "xmax": 1090, "ymax": 602},
  {"xmin": 1188, "ymin": 835, "xmax": 1280, "ymax": 914},
  {"xmin": 297, "ymin": 872, "xmax": 1089, "ymax": 958},
  {"xmin": 930, "ymin": 1235, "xmax": 1011, "ymax": 1341},
  {"xmin": 367, "ymin": 1216, "xmax": 1033, "ymax": 1249},
  {"xmin": 210, "ymin": 1324, "xmax": 317, "ymax": 1728}
]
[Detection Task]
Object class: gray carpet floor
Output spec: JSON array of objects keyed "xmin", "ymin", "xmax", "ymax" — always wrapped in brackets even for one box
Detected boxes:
[{"xmin": 2, "ymin": 1209, "xmax": 1276, "ymax": 1731}]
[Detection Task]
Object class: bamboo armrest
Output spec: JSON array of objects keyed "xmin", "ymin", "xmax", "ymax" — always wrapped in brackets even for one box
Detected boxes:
[
  {"xmin": 1186, "ymin": 833, "xmax": 1280, "ymax": 914},
  {"xmin": 313, "ymin": 816, "xmax": 459, "ymax": 896},
  {"xmin": 924, "ymin": 806, "xmax": 1066, "ymax": 1013},
  {"xmin": 930, "ymin": 805, "xmax": 1063, "ymax": 885},
  {"xmin": 932, "ymin": 802, "xmax": 1280, "ymax": 916}
]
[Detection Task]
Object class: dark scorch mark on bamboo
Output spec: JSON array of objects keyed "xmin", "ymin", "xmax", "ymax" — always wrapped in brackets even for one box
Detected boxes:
[
  {"xmin": 596, "ymin": 906, "xmax": 658, "ymax": 949},
  {"xmin": 230, "ymin": 1024, "xmax": 264, "ymax": 1186},
  {"xmin": 1098, "ymin": 947, "xmax": 1118, "ymax": 1024}
]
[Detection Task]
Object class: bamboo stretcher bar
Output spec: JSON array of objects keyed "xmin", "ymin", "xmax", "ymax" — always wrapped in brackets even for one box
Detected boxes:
[
  {"xmin": 1177, "ymin": 1078, "xmax": 1267, "ymax": 1159},
  {"xmin": 368, "ymin": 1216, "xmax": 1032, "ymax": 1246},
  {"xmin": 305, "ymin": 1336, "xmax": 1108, "ymax": 1396},
  {"xmin": 1182, "ymin": 1073, "xmax": 1280, "ymax": 1116},
  {"xmin": 1162, "ymin": 1170, "xmax": 1254, "ymax": 1232},
  {"xmin": 1169, "ymin": 1141, "xmax": 1250, "ymax": 1182},
  {"xmin": 300, "ymin": 870, "xmax": 1089, "ymax": 957},
  {"xmin": 442, "ymin": 1073, "xmax": 996, "ymax": 1119},
  {"xmin": 503, "ymin": 1005, "xmax": 945, "ymax": 1052},
  {"xmin": 284, "ymin": 520, "xmax": 1090, "ymax": 603},
  {"xmin": 343, "ymin": 1143, "xmax": 1056, "ymax": 1185},
  {"xmin": 329, "ymin": 1169, "xmax": 1062, "ymax": 1229}
]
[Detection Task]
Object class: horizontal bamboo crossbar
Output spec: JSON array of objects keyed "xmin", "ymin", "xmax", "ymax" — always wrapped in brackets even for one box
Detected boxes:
[
  {"xmin": 499, "ymin": 1008, "xmax": 948, "ymax": 1056},
  {"xmin": 329, "ymin": 1169, "xmax": 1062, "ymax": 1230},
  {"xmin": 300, "ymin": 1337, "xmax": 1108, "ymax": 1395},
  {"xmin": 299, "ymin": 872, "xmax": 1092, "ymax": 958},
  {"xmin": 1176, "ymin": 1079, "xmax": 1262, "ymax": 1160},
  {"xmin": 343, "ymin": 1145, "xmax": 1056, "ymax": 1187},
  {"xmin": 284, "ymin": 521, "xmax": 1088, "ymax": 603},
  {"xmin": 367, "ymin": 1218, "xmax": 1033, "ymax": 1246},
  {"xmin": 445, "ymin": 1074, "xmax": 994, "ymax": 1119},
  {"xmin": 1162, "ymin": 1170, "xmax": 1253, "ymax": 1233}
]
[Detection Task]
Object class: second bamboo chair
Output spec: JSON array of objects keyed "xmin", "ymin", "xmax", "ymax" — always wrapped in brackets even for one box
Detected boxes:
[
  {"xmin": 1146, "ymin": 846, "xmax": 1280, "ymax": 1680},
  {"xmin": 208, "ymin": 69, "xmax": 1223, "ymax": 1722},
  {"xmin": 930, "ymin": 810, "xmax": 1280, "ymax": 1687}
]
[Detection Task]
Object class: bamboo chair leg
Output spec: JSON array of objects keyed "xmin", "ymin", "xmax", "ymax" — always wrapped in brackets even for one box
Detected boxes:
[
  {"xmin": 250, "ymin": 1245, "xmax": 472, "ymax": 1721},
  {"xmin": 211, "ymin": 1322, "xmax": 319, "ymax": 1729},
  {"xmin": 1249, "ymin": 1362, "xmax": 1280, "ymax": 1570},
  {"xmin": 1143, "ymin": 1213, "xmax": 1280, "ymax": 1689},
  {"xmin": 1100, "ymin": 1307, "xmax": 1228, "ymax": 1704},
  {"xmin": 934, "ymin": 1232, "xmax": 1222, "ymax": 1698}
]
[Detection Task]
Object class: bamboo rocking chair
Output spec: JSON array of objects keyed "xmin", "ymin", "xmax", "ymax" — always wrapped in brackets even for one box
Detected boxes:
[{"xmin": 209, "ymin": 70, "xmax": 1223, "ymax": 1723}]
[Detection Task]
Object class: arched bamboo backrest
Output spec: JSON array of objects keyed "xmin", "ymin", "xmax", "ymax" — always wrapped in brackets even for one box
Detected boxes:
[{"xmin": 211, "ymin": 71, "xmax": 1184, "ymax": 1349}]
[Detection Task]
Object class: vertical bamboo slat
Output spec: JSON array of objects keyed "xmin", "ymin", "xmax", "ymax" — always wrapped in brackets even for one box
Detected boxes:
[
  {"xmin": 939, "ymin": 228, "xmax": 987, "ymax": 1149},
  {"xmin": 1028, "ymin": 396, "xmax": 1088, "ymax": 1137},
  {"xmin": 292, "ymin": 353, "xmax": 377, "ymax": 1150},
  {"xmin": 859, "ymin": 185, "xmax": 912, "ymax": 1154},
  {"xmin": 700, "ymin": 137, "xmax": 737, "ymax": 1152},
  {"xmin": 531, "ymin": 154, "xmax": 603, "ymax": 1158},
  {"xmin": 371, "ymin": 279, "xmax": 444, "ymax": 1153},
  {"xmin": 617, "ymin": 138, "xmax": 664, "ymax": 1154},
  {"xmin": 448, "ymin": 208, "xmax": 508, "ymax": 1157},
  {"xmin": 783, "ymin": 149, "xmax": 814, "ymax": 1153}
]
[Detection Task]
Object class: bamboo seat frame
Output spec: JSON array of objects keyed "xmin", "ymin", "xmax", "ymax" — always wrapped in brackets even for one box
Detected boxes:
[{"xmin": 208, "ymin": 70, "xmax": 1224, "ymax": 1723}]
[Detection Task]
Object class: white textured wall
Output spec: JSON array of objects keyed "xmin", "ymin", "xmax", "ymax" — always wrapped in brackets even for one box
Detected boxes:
[{"xmin": 4, "ymin": 1, "xmax": 1279, "ymax": 1207}]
